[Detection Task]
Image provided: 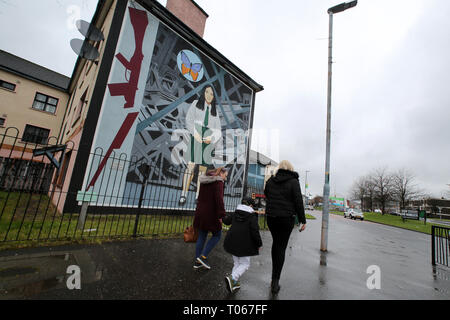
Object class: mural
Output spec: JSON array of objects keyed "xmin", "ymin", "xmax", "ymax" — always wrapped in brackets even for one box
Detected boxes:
[{"xmin": 81, "ymin": 1, "xmax": 254, "ymax": 211}]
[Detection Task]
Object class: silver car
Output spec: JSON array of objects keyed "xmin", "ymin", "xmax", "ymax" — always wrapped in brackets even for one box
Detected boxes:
[{"xmin": 345, "ymin": 208, "xmax": 364, "ymax": 220}]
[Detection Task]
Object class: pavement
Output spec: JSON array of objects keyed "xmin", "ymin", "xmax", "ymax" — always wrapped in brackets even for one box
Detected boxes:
[{"xmin": 0, "ymin": 211, "xmax": 449, "ymax": 300}]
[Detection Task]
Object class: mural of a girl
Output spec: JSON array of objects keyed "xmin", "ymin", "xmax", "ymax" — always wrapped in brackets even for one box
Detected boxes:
[{"xmin": 179, "ymin": 85, "xmax": 222, "ymax": 205}]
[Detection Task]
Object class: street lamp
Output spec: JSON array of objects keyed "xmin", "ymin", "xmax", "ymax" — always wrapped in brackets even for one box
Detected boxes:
[
  {"xmin": 304, "ymin": 170, "xmax": 310, "ymax": 206},
  {"xmin": 321, "ymin": 1, "xmax": 357, "ymax": 252}
]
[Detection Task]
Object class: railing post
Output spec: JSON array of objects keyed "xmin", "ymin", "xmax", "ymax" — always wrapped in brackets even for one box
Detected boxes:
[
  {"xmin": 133, "ymin": 163, "xmax": 150, "ymax": 238},
  {"xmin": 77, "ymin": 201, "xmax": 89, "ymax": 231},
  {"xmin": 431, "ymin": 225, "xmax": 436, "ymax": 266}
]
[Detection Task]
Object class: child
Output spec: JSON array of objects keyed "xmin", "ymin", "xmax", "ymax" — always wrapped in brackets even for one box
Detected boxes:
[{"xmin": 222, "ymin": 197, "xmax": 263, "ymax": 292}]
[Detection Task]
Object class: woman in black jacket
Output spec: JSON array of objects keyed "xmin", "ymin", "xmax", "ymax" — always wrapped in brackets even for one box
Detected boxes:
[{"xmin": 264, "ymin": 160, "xmax": 306, "ymax": 294}]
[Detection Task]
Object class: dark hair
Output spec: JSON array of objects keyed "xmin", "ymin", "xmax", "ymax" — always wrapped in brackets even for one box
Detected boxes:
[
  {"xmin": 241, "ymin": 197, "xmax": 255, "ymax": 208},
  {"xmin": 196, "ymin": 85, "xmax": 217, "ymax": 117},
  {"xmin": 206, "ymin": 167, "xmax": 227, "ymax": 177}
]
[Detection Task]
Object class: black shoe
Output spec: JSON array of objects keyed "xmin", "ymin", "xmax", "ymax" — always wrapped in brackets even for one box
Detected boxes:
[
  {"xmin": 197, "ymin": 255, "xmax": 211, "ymax": 269},
  {"xmin": 271, "ymin": 279, "xmax": 280, "ymax": 294}
]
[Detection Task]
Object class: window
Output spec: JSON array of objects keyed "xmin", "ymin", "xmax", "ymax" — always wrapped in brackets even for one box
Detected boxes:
[
  {"xmin": 32, "ymin": 92, "xmax": 58, "ymax": 114},
  {"xmin": 0, "ymin": 80, "xmax": 16, "ymax": 91},
  {"xmin": 22, "ymin": 124, "xmax": 50, "ymax": 145},
  {"xmin": 0, "ymin": 118, "xmax": 5, "ymax": 127}
]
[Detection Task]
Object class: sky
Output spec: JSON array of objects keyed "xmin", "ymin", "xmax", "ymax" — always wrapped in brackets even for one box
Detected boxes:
[{"xmin": 0, "ymin": 0, "xmax": 449, "ymax": 199}]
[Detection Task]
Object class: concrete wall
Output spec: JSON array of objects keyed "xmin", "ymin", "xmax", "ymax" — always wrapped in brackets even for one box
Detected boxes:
[{"xmin": 52, "ymin": 0, "xmax": 117, "ymax": 211}]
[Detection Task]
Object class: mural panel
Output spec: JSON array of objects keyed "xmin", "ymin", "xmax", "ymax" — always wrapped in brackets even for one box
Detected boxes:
[{"xmin": 81, "ymin": 1, "xmax": 254, "ymax": 211}]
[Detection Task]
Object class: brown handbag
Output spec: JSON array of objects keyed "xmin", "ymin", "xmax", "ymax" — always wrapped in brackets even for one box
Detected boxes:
[{"xmin": 183, "ymin": 225, "xmax": 199, "ymax": 243}]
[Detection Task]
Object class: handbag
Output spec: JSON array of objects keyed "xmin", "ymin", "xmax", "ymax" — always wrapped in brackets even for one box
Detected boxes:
[{"xmin": 183, "ymin": 225, "xmax": 199, "ymax": 243}]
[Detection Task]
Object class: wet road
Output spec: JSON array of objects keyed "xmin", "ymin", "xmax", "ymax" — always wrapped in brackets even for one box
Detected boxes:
[{"xmin": 0, "ymin": 211, "xmax": 448, "ymax": 300}]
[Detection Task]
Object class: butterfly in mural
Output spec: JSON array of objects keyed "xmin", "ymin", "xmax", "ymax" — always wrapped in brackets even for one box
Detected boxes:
[{"xmin": 180, "ymin": 50, "xmax": 203, "ymax": 81}]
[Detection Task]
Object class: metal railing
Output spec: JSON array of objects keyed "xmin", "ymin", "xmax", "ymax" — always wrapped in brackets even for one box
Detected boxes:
[
  {"xmin": 0, "ymin": 128, "xmax": 266, "ymax": 243},
  {"xmin": 432, "ymin": 225, "xmax": 450, "ymax": 268}
]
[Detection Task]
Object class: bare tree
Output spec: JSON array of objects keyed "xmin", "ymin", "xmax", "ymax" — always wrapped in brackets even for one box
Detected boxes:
[
  {"xmin": 350, "ymin": 176, "xmax": 368, "ymax": 210},
  {"xmin": 391, "ymin": 169, "xmax": 422, "ymax": 210},
  {"xmin": 371, "ymin": 167, "xmax": 394, "ymax": 215},
  {"xmin": 364, "ymin": 175, "xmax": 376, "ymax": 212}
]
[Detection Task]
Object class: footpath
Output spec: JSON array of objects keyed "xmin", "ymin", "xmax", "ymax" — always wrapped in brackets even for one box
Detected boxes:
[{"xmin": 0, "ymin": 212, "xmax": 449, "ymax": 300}]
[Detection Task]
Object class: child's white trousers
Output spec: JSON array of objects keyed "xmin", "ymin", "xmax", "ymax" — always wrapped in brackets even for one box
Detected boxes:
[{"xmin": 232, "ymin": 256, "xmax": 251, "ymax": 281}]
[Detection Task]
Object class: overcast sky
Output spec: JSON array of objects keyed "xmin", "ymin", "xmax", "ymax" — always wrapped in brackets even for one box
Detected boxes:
[{"xmin": 1, "ymin": 0, "xmax": 449, "ymax": 199}]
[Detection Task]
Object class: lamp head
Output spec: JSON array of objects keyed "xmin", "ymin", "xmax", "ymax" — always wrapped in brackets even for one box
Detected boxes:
[{"xmin": 328, "ymin": 0, "xmax": 358, "ymax": 14}]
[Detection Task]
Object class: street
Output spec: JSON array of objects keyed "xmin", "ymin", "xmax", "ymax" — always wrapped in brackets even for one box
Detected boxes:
[{"xmin": 0, "ymin": 210, "xmax": 449, "ymax": 300}]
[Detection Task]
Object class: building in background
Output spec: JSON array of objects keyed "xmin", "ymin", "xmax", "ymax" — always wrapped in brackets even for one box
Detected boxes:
[
  {"xmin": 247, "ymin": 149, "xmax": 277, "ymax": 191},
  {"xmin": 0, "ymin": 50, "xmax": 69, "ymax": 193}
]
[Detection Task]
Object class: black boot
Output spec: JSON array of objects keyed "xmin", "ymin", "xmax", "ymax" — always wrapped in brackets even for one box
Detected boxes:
[{"xmin": 271, "ymin": 279, "xmax": 280, "ymax": 294}]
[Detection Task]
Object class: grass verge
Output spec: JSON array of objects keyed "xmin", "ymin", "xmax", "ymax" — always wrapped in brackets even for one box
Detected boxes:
[{"xmin": 329, "ymin": 209, "xmax": 445, "ymax": 235}]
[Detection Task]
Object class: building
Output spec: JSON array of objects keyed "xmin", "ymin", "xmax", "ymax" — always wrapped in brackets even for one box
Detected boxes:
[
  {"xmin": 57, "ymin": 0, "xmax": 262, "ymax": 213},
  {"xmin": 1, "ymin": 0, "xmax": 262, "ymax": 216},
  {"xmin": 247, "ymin": 149, "xmax": 278, "ymax": 191},
  {"xmin": 0, "ymin": 50, "xmax": 69, "ymax": 192}
]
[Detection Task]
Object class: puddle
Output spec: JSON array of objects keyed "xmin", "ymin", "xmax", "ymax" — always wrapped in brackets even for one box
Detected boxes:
[
  {"xmin": 0, "ymin": 250, "xmax": 102, "ymax": 299},
  {"xmin": 320, "ymin": 252, "xmax": 327, "ymax": 266},
  {"xmin": 2, "ymin": 276, "xmax": 65, "ymax": 298},
  {"xmin": 0, "ymin": 267, "xmax": 38, "ymax": 278}
]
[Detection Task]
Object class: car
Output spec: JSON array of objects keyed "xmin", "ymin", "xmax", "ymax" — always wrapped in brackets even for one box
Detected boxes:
[
  {"xmin": 350, "ymin": 208, "xmax": 364, "ymax": 220},
  {"xmin": 344, "ymin": 209, "xmax": 352, "ymax": 218},
  {"xmin": 345, "ymin": 208, "xmax": 364, "ymax": 220},
  {"xmin": 374, "ymin": 209, "xmax": 382, "ymax": 213},
  {"xmin": 305, "ymin": 205, "xmax": 314, "ymax": 211}
]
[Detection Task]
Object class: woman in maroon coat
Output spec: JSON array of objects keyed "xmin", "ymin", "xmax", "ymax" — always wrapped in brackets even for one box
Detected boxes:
[{"xmin": 193, "ymin": 167, "xmax": 228, "ymax": 270}]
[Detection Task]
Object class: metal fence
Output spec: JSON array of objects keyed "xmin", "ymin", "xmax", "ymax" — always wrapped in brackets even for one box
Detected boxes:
[
  {"xmin": 432, "ymin": 225, "xmax": 450, "ymax": 268},
  {"xmin": 0, "ymin": 127, "xmax": 266, "ymax": 243}
]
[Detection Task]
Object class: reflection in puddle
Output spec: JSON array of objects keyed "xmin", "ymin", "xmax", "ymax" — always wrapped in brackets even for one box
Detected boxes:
[
  {"xmin": 432, "ymin": 266, "xmax": 450, "ymax": 295},
  {"xmin": 2, "ymin": 276, "xmax": 65, "ymax": 298},
  {"xmin": 320, "ymin": 251, "xmax": 327, "ymax": 266},
  {"xmin": 0, "ymin": 267, "xmax": 38, "ymax": 278}
]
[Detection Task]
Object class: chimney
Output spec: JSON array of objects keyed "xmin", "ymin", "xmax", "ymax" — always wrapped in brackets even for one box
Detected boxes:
[{"xmin": 166, "ymin": 0, "xmax": 208, "ymax": 37}]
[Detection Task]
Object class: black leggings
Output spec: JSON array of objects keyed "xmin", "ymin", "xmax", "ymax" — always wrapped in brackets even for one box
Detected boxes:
[{"xmin": 267, "ymin": 216, "xmax": 294, "ymax": 280}]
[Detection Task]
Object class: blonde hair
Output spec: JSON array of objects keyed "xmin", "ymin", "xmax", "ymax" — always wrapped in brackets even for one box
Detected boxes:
[{"xmin": 278, "ymin": 160, "xmax": 295, "ymax": 172}]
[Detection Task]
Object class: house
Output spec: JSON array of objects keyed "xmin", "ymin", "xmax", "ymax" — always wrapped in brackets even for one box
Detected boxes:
[{"xmin": 0, "ymin": 50, "xmax": 70, "ymax": 192}]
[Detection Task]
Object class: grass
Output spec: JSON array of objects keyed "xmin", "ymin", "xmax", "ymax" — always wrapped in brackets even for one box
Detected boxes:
[
  {"xmin": 0, "ymin": 191, "xmax": 277, "ymax": 251},
  {"xmin": 305, "ymin": 213, "xmax": 315, "ymax": 219},
  {"xmin": 363, "ymin": 212, "xmax": 442, "ymax": 235},
  {"xmin": 0, "ymin": 190, "xmax": 317, "ymax": 251},
  {"xmin": 328, "ymin": 208, "xmax": 446, "ymax": 235}
]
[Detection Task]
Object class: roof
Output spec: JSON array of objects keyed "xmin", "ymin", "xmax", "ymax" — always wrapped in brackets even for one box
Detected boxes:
[
  {"xmin": 0, "ymin": 50, "xmax": 70, "ymax": 91},
  {"xmin": 190, "ymin": 0, "xmax": 209, "ymax": 18},
  {"xmin": 249, "ymin": 150, "xmax": 278, "ymax": 166}
]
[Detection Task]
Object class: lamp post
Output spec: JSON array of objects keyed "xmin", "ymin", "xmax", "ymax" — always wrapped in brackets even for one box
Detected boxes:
[
  {"xmin": 304, "ymin": 170, "xmax": 310, "ymax": 207},
  {"xmin": 321, "ymin": 1, "xmax": 357, "ymax": 252}
]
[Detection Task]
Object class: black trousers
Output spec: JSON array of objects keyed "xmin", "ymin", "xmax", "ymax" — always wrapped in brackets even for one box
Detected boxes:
[{"xmin": 266, "ymin": 216, "xmax": 295, "ymax": 280}]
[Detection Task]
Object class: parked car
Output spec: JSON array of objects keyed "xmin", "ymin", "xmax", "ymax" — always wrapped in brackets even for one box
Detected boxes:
[
  {"xmin": 345, "ymin": 208, "xmax": 364, "ymax": 220},
  {"xmin": 305, "ymin": 205, "xmax": 314, "ymax": 211},
  {"xmin": 344, "ymin": 208, "xmax": 352, "ymax": 218},
  {"xmin": 374, "ymin": 209, "xmax": 382, "ymax": 213}
]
